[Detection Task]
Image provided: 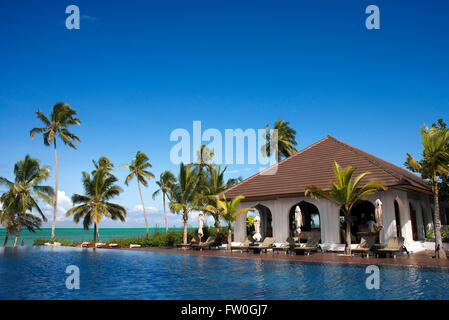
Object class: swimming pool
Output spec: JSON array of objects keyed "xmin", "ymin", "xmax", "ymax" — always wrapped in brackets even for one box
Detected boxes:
[{"xmin": 0, "ymin": 247, "xmax": 448, "ymax": 300}]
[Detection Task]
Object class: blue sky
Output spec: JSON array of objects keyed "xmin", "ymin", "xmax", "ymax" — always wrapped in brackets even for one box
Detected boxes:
[{"xmin": 0, "ymin": 0, "xmax": 448, "ymax": 228}]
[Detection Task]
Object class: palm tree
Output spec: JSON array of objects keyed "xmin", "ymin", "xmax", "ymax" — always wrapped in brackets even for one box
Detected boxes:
[
  {"xmin": 152, "ymin": 170, "xmax": 176, "ymax": 233},
  {"xmin": 0, "ymin": 155, "xmax": 54, "ymax": 247},
  {"xmin": 194, "ymin": 144, "xmax": 215, "ymax": 170},
  {"xmin": 168, "ymin": 163, "xmax": 200, "ymax": 245},
  {"xmin": 30, "ymin": 102, "xmax": 81, "ymax": 240},
  {"xmin": 0, "ymin": 202, "xmax": 44, "ymax": 247},
  {"xmin": 122, "ymin": 151, "xmax": 155, "ymax": 236},
  {"xmin": 305, "ymin": 161, "xmax": 386, "ymax": 256},
  {"xmin": 0, "ymin": 208, "xmax": 15, "ymax": 247},
  {"xmin": 262, "ymin": 120, "xmax": 298, "ymax": 162},
  {"xmin": 66, "ymin": 167, "xmax": 126, "ymax": 242},
  {"xmin": 92, "ymin": 156, "xmax": 114, "ymax": 176},
  {"xmin": 202, "ymin": 165, "xmax": 242, "ymax": 233},
  {"xmin": 205, "ymin": 195, "xmax": 254, "ymax": 250},
  {"xmin": 192, "ymin": 144, "xmax": 215, "ymax": 195},
  {"xmin": 406, "ymin": 126, "xmax": 449, "ymax": 259}
]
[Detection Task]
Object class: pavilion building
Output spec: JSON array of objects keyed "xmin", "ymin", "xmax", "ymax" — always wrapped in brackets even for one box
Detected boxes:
[{"xmin": 223, "ymin": 135, "xmax": 448, "ymax": 252}]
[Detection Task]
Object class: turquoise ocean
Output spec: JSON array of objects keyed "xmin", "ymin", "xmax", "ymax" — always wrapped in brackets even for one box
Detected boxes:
[{"xmin": 0, "ymin": 228, "xmax": 186, "ymax": 247}]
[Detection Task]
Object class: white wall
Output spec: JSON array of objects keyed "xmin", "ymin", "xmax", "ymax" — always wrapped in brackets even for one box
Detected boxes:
[{"xmin": 235, "ymin": 188, "xmax": 433, "ymax": 246}]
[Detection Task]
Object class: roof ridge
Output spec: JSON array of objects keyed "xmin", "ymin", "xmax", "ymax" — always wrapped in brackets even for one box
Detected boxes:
[
  {"xmin": 326, "ymin": 135, "xmax": 426, "ymax": 187},
  {"xmin": 222, "ymin": 135, "xmax": 332, "ymax": 196}
]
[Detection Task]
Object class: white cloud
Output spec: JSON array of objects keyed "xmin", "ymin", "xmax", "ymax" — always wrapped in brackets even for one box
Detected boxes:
[
  {"xmin": 43, "ymin": 190, "xmax": 73, "ymax": 222},
  {"xmin": 131, "ymin": 205, "xmax": 159, "ymax": 214}
]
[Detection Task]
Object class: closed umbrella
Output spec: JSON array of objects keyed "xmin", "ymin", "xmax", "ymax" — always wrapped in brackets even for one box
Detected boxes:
[
  {"xmin": 198, "ymin": 212, "xmax": 204, "ymax": 242},
  {"xmin": 253, "ymin": 215, "xmax": 262, "ymax": 242},
  {"xmin": 374, "ymin": 199, "xmax": 383, "ymax": 231},
  {"xmin": 295, "ymin": 206, "xmax": 303, "ymax": 242}
]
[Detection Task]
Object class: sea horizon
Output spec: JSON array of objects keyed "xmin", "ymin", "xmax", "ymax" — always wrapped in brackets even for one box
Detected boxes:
[{"xmin": 0, "ymin": 227, "xmax": 197, "ymax": 247}]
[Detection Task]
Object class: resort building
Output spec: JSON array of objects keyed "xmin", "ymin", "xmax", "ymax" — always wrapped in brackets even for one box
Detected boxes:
[{"xmin": 224, "ymin": 135, "xmax": 448, "ymax": 252}]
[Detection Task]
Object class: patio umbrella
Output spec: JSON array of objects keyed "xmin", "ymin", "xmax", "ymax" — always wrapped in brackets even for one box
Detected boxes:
[
  {"xmin": 253, "ymin": 215, "xmax": 262, "ymax": 242},
  {"xmin": 374, "ymin": 199, "xmax": 384, "ymax": 231},
  {"xmin": 295, "ymin": 206, "xmax": 303, "ymax": 239},
  {"xmin": 198, "ymin": 212, "xmax": 204, "ymax": 241}
]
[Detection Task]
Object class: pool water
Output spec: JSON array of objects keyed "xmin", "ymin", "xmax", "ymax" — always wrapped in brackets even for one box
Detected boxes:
[{"xmin": 0, "ymin": 247, "xmax": 448, "ymax": 300}]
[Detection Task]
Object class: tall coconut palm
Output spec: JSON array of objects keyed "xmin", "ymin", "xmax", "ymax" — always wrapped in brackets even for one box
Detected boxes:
[
  {"xmin": 194, "ymin": 144, "xmax": 215, "ymax": 170},
  {"xmin": 193, "ymin": 144, "xmax": 215, "ymax": 196},
  {"xmin": 168, "ymin": 163, "xmax": 200, "ymax": 245},
  {"xmin": 152, "ymin": 170, "xmax": 176, "ymax": 233},
  {"xmin": 66, "ymin": 167, "xmax": 126, "ymax": 242},
  {"xmin": 30, "ymin": 103, "xmax": 81, "ymax": 240},
  {"xmin": 122, "ymin": 151, "xmax": 155, "ymax": 236},
  {"xmin": 406, "ymin": 126, "xmax": 449, "ymax": 259},
  {"xmin": 305, "ymin": 161, "xmax": 386, "ymax": 256},
  {"xmin": 0, "ymin": 155, "xmax": 54, "ymax": 247},
  {"xmin": 205, "ymin": 195, "xmax": 254, "ymax": 250},
  {"xmin": 262, "ymin": 120, "xmax": 298, "ymax": 162},
  {"xmin": 202, "ymin": 165, "xmax": 242, "ymax": 233}
]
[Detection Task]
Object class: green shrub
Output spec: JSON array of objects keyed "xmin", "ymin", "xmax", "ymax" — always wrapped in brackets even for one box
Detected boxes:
[
  {"xmin": 246, "ymin": 215, "xmax": 255, "ymax": 236},
  {"xmin": 105, "ymin": 226, "xmax": 230, "ymax": 247},
  {"xmin": 426, "ymin": 225, "xmax": 449, "ymax": 242}
]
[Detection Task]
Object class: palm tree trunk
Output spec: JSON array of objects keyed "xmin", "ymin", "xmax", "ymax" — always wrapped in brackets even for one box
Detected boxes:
[
  {"xmin": 93, "ymin": 223, "xmax": 98, "ymax": 243},
  {"xmin": 227, "ymin": 224, "xmax": 232, "ymax": 250},
  {"xmin": 433, "ymin": 178, "xmax": 447, "ymax": 259},
  {"xmin": 51, "ymin": 140, "xmax": 59, "ymax": 241},
  {"xmin": 183, "ymin": 209, "xmax": 188, "ymax": 245},
  {"xmin": 13, "ymin": 226, "xmax": 20, "ymax": 247},
  {"xmin": 345, "ymin": 213, "xmax": 352, "ymax": 256},
  {"xmin": 14, "ymin": 197, "xmax": 25, "ymax": 248},
  {"xmin": 214, "ymin": 217, "xmax": 220, "ymax": 234},
  {"xmin": 137, "ymin": 180, "xmax": 149, "ymax": 236},
  {"xmin": 4, "ymin": 230, "xmax": 9, "ymax": 247},
  {"xmin": 163, "ymin": 193, "xmax": 168, "ymax": 234}
]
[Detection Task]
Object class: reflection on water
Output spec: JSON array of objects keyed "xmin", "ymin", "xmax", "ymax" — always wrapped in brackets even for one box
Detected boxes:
[{"xmin": 0, "ymin": 247, "xmax": 448, "ymax": 300}]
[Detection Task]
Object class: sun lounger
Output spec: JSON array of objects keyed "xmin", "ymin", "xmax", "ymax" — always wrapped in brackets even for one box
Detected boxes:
[
  {"xmin": 230, "ymin": 238, "xmax": 253, "ymax": 252},
  {"xmin": 351, "ymin": 235, "xmax": 376, "ymax": 258},
  {"xmin": 375, "ymin": 237, "xmax": 405, "ymax": 258},
  {"xmin": 248, "ymin": 237, "xmax": 276, "ymax": 254},
  {"xmin": 176, "ymin": 235, "xmax": 200, "ymax": 249},
  {"xmin": 191, "ymin": 236, "xmax": 217, "ymax": 250},
  {"xmin": 272, "ymin": 237, "xmax": 297, "ymax": 255},
  {"xmin": 294, "ymin": 234, "xmax": 321, "ymax": 255}
]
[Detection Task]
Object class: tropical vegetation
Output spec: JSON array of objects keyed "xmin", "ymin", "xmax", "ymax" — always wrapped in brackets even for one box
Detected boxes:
[
  {"xmin": 152, "ymin": 170, "xmax": 176, "ymax": 233},
  {"xmin": 201, "ymin": 165, "xmax": 241, "ymax": 233},
  {"xmin": 406, "ymin": 120, "xmax": 449, "ymax": 259},
  {"xmin": 30, "ymin": 103, "xmax": 81, "ymax": 240},
  {"xmin": 168, "ymin": 163, "xmax": 201, "ymax": 245},
  {"xmin": 205, "ymin": 195, "xmax": 254, "ymax": 249},
  {"xmin": 122, "ymin": 151, "xmax": 155, "ymax": 236},
  {"xmin": 0, "ymin": 155, "xmax": 54, "ymax": 247},
  {"xmin": 305, "ymin": 161, "xmax": 386, "ymax": 255},
  {"xmin": 65, "ymin": 165, "xmax": 127, "ymax": 242},
  {"xmin": 262, "ymin": 119, "xmax": 298, "ymax": 162}
]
